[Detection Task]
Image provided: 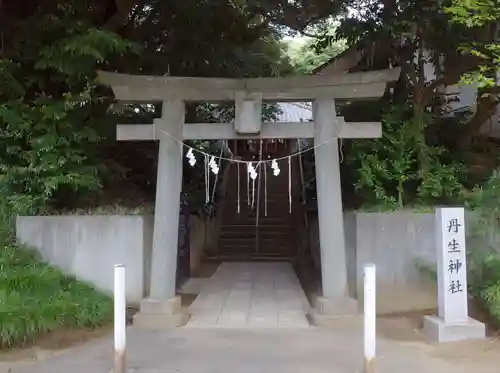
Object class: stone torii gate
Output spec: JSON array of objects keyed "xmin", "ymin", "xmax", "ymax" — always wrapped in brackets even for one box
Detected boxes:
[{"xmin": 99, "ymin": 68, "xmax": 400, "ymax": 327}]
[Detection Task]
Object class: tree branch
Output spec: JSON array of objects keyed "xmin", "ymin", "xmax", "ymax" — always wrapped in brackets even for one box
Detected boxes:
[
  {"xmin": 298, "ymin": 28, "xmax": 325, "ymax": 38},
  {"xmin": 102, "ymin": 0, "xmax": 137, "ymax": 31},
  {"xmin": 458, "ymin": 88, "xmax": 500, "ymax": 148},
  {"xmin": 421, "ymin": 54, "xmax": 482, "ymax": 106}
]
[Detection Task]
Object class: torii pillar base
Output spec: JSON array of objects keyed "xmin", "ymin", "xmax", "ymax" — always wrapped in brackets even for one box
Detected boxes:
[
  {"xmin": 133, "ymin": 297, "xmax": 189, "ymax": 328},
  {"xmin": 308, "ymin": 296, "xmax": 359, "ymax": 327}
]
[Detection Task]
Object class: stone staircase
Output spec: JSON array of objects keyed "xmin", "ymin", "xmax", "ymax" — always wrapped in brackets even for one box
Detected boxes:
[{"xmin": 216, "ymin": 153, "xmax": 303, "ymax": 260}]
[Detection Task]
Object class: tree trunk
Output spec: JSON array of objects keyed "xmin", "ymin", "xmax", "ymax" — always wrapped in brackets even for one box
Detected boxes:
[{"xmin": 457, "ymin": 94, "xmax": 499, "ymax": 149}]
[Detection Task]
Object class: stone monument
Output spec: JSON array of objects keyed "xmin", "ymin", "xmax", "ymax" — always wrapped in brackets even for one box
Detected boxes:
[{"xmin": 423, "ymin": 207, "xmax": 486, "ymax": 342}]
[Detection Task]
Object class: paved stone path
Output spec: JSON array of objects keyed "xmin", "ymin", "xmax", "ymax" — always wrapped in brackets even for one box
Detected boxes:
[
  {"xmin": 11, "ymin": 324, "xmax": 500, "ymax": 373},
  {"xmin": 186, "ymin": 262, "xmax": 310, "ymax": 328}
]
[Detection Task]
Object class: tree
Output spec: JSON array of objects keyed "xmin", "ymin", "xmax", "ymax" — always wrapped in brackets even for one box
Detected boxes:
[
  {"xmin": 0, "ymin": 2, "xmax": 136, "ymax": 213},
  {"xmin": 96, "ymin": 0, "xmax": 350, "ymax": 37},
  {"xmin": 347, "ymin": 105, "xmax": 465, "ymax": 208},
  {"xmin": 281, "ymin": 0, "xmax": 475, "ymax": 206},
  {"xmin": 0, "ymin": 0, "xmax": 296, "ymax": 213},
  {"xmin": 303, "ymin": 0, "xmax": 500, "ymax": 149},
  {"xmin": 285, "ymin": 36, "xmax": 346, "ymax": 74},
  {"xmin": 445, "ymin": 0, "xmax": 500, "ymax": 147}
]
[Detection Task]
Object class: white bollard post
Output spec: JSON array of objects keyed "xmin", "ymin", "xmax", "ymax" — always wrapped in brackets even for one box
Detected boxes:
[
  {"xmin": 114, "ymin": 264, "xmax": 126, "ymax": 373},
  {"xmin": 364, "ymin": 264, "xmax": 376, "ymax": 373}
]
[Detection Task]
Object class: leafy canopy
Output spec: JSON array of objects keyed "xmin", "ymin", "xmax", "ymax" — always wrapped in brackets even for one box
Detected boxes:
[{"xmin": 0, "ymin": 3, "xmax": 136, "ymax": 212}]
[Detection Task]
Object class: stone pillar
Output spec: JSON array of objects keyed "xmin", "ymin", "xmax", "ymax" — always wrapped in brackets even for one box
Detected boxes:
[
  {"xmin": 423, "ymin": 207, "xmax": 485, "ymax": 342},
  {"xmin": 309, "ymin": 98, "xmax": 358, "ymax": 326},
  {"xmin": 134, "ymin": 100, "xmax": 188, "ymax": 328}
]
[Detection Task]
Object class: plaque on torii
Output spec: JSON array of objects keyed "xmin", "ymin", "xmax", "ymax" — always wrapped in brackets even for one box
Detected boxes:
[{"xmin": 98, "ymin": 68, "xmax": 400, "ymax": 328}]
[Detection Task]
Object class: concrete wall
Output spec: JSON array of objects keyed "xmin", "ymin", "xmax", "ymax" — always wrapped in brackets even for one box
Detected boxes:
[
  {"xmin": 309, "ymin": 210, "xmax": 500, "ymax": 313},
  {"xmin": 189, "ymin": 215, "xmax": 218, "ymax": 276},
  {"xmin": 16, "ymin": 215, "xmax": 153, "ymax": 305},
  {"xmin": 16, "ymin": 214, "xmax": 212, "ymax": 304},
  {"xmin": 349, "ymin": 212, "xmax": 437, "ymax": 314},
  {"xmin": 309, "ymin": 212, "xmax": 440, "ymax": 314},
  {"xmin": 17, "ymin": 211, "xmax": 482, "ymax": 313}
]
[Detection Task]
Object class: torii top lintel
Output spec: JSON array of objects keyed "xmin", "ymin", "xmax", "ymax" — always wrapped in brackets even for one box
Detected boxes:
[{"xmin": 98, "ymin": 68, "xmax": 400, "ymax": 102}]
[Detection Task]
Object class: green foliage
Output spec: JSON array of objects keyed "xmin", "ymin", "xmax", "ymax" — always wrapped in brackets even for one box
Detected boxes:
[
  {"xmin": 467, "ymin": 250, "xmax": 500, "ymax": 322},
  {"xmin": 0, "ymin": 15, "xmax": 136, "ymax": 213},
  {"xmin": 283, "ymin": 18, "xmax": 347, "ymax": 74},
  {"xmin": 466, "ymin": 169, "xmax": 500, "ymax": 246},
  {"xmin": 44, "ymin": 203, "xmax": 154, "ymax": 216},
  {"xmin": 464, "ymin": 172, "xmax": 500, "ymax": 324},
  {"xmin": 0, "ymin": 189, "xmax": 113, "ymax": 347},
  {"xmin": 124, "ymin": 0, "xmax": 294, "ymax": 78},
  {"xmin": 351, "ymin": 109, "xmax": 416, "ymax": 209},
  {"xmin": 415, "ymin": 249, "xmax": 500, "ymax": 325},
  {"xmin": 348, "ymin": 106, "xmax": 465, "ymax": 209},
  {"xmin": 446, "ymin": 0, "xmax": 500, "ymax": 94},
  {"xmin": 0, "ymin": 95, "xmax": 100, "ymax": 212},
  {"xmin": 0, "ymin": 243, "xmax": 113, "ymax": 347},
  {"xmin": 446, "ymin": 0, "xmax": 500, "ymax": 28},
  {"xmin": 0, "ymin": 3, "xmax": 137, "ymax": 347},
  {"xmin": 417, "ymin": 171, "xmax": 500, "ymax": 325},
  {"xmin": 285, "ymin": 36, "xmax": 346, "ymax": 74},
  {"xmin": 36, "ymin": 29, "xmax": 137, "ymax": 76},
  {"xmin": 417, "ymin": 151, "xmax": 466, "ymax": 201}
]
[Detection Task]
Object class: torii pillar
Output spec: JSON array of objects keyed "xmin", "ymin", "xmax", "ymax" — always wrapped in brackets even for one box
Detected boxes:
[
  {"xmin": 98, "ymin": 68, "xmax": 400, "ymax": 328},
  {"xmin": 309, "ymin": 98, "xmax": 358, "ymax": 325},
  {"xmin": 133, "ymin": 100, "xmax": 188, "ymax": 327}
]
